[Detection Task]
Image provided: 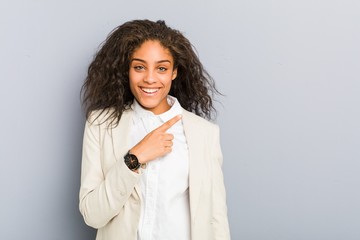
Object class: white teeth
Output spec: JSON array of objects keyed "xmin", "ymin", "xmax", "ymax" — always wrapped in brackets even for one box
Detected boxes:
[{"xmin": 141, "ymin": 88, "xmax": 159, "ymax": 93}]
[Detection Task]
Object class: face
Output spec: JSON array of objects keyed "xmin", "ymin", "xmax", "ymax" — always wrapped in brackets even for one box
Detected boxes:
[{"xmin": 129, "ymin": 40, "xmax": 177, "ymax": 115}]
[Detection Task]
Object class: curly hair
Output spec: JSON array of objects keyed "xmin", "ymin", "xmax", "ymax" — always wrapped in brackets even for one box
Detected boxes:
[{"xmin": 81, "ymin": 19, "xmax": 220, "ymax": 126}]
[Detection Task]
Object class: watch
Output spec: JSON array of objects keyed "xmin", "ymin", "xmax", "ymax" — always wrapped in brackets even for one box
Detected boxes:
[{"xmin": 124, "ymin": 151, "xmax": 141, "ymax": 171}]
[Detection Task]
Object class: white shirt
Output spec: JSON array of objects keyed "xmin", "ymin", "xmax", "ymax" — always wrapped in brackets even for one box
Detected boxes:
[{"xmin": 130, "ymin": 96, "xmax": 191, "ymax": 240}]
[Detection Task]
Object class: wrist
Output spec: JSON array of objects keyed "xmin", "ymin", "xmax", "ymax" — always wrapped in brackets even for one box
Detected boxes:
[{"xmin": 129, "ymin": 147, "xmax": 145, "ymax": 164}]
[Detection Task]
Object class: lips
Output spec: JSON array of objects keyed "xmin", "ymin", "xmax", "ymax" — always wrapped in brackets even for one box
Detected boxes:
[{"xmin": 141, "ymin": 87, "xmax": 159, "ymax": 94}]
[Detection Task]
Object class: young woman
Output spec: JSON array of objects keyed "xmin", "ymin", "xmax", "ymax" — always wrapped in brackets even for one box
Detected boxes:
[{"xmin": 79, "ymin": 19, "xmax": 230, "ymax": 240}]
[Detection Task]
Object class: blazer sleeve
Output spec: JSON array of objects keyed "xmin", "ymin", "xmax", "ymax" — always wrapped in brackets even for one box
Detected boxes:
[
  {"xmin": 211, "ymin": 125, "xmax": 231, "ymax": 239},
  {"xmin": 79, "ymin": 115, "xmax": 141, "ymax": 228}
]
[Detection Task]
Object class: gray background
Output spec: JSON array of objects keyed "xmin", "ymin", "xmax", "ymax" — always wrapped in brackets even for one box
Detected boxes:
[{"xmin": 1, "ymin": 0, "xmax": 359, "ymax": 239}]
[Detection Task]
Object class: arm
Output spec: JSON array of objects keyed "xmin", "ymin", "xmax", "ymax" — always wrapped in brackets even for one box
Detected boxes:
[
  {"xmin": 212, "ymin": 126, "xmax": 231, "ymax": 239},
  {"xmin": 79, "ymin": 114, "xmax": 181, "ymax": 228},
  {"xmin": 79, "ymin": 117, "xmax": 140, "ymax": 228}
]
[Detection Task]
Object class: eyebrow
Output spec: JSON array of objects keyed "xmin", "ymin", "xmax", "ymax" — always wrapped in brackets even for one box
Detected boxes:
[{"xmin": 131, "ymin": 58, "xmax": 172, "ymax": 64}]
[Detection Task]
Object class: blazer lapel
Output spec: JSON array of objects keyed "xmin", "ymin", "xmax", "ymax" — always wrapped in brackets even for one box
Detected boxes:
[{"xmin": 182, "ymin": 110, "xmax": 204, "ymax": 222}]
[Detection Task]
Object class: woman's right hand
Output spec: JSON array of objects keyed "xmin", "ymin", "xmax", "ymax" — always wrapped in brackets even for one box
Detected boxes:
[{"xmin": 129, "ymin": 115, "xmax": 182, "ymax": 164}]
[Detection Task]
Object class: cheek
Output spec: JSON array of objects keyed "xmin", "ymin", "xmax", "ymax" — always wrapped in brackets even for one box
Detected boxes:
[
  {"xmin": 128, "ymin": 72, "xmax": 138, "ymax": 94},
  {"xmin": 166, "ymin": 78, "xmax": 174, "ymax": 89},
  {"xmin": 161, "ymin": 74, "xmax": 174, "ymax": 86},
  {"xmin": 129, "ymin": 70, "xmax": 140, "ymax": 84}
]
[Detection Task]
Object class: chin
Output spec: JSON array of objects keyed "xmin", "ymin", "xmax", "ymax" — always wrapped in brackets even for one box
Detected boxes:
[{"xmin": 138, "ymin": 100, "xmax": 159, "ymax": 109}]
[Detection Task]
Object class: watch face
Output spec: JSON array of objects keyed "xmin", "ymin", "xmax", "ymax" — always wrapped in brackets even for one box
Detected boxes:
[{"xmin": 124, "ymin": 153, "xmax": 140, "ymax": 170}]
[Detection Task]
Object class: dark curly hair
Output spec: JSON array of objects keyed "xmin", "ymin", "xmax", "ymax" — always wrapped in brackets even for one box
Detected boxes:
[{"xmin": 81, "ymin": 19, "xmax": 220, "ymax": 126}]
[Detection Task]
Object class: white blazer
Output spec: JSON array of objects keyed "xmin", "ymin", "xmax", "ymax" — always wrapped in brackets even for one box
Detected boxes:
[{"xmin": 79, "ymin": 108, "xmax": 230, "ymax": 240}]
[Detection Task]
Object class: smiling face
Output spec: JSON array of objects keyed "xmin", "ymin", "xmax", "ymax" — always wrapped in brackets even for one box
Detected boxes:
[{"xmin": 129, "ymin": 40, "xmax": 177, "ymax": 115}]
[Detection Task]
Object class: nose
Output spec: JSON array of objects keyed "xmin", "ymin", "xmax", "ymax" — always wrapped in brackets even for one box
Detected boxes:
[{"xmin": 144, "ymin": 69, "xmax": 157, "ymax": 84}]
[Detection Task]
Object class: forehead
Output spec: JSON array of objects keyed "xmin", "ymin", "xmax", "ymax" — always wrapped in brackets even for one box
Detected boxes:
[{"xmin": 131, "ymin": 40, "xmax": 173, "ymax": 60}]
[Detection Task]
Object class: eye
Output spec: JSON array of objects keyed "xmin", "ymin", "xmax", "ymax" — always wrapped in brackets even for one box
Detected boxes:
[
  {"xmin": 134, "ymin": 65, "xmax": 145, "ymax": 71},
  {"xmin": 158, "ymin": 67, "xmax": 167, "ymax": 72}
]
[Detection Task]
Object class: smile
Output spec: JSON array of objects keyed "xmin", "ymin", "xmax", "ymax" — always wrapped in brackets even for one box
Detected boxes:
[{"xmin": 141, "ymin": 88, "xmax": 159, "ymax": 94}]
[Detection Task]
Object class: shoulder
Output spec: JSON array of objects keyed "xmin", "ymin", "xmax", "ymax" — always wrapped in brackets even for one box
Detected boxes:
[
  {"xmin": 182, "ymin": 109, "xmax": 219, "ymax": 133},
  {"xmin": 87, "ymin": 108, "xmax": 133, "ymax": 127}
]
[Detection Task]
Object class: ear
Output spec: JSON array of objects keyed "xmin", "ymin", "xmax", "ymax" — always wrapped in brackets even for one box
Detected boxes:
[{"xmin": 171, "ymin": 68, "xmax": 178, "ymax": 80}]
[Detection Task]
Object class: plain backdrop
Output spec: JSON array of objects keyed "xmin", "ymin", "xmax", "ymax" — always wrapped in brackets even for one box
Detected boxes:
[{"xmin": 1, "ymin": 0, "xmax": 359, "ymax": 239}]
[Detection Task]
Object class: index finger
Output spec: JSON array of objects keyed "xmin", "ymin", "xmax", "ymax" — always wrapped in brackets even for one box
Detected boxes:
[{"xmin": 157, "ymin": 114, "xmax": 182, "ymax": 132}]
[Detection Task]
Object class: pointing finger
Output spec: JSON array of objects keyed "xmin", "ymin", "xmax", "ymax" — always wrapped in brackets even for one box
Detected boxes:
[{"xmin": 157, "ymin": 114, "xmax": 182, "ymax": 132}]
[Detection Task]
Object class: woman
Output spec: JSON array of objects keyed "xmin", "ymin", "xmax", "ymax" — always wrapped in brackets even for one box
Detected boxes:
[{"xmin": 79, "ymin": 19, "xmax": 230, "ymax": 240}]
